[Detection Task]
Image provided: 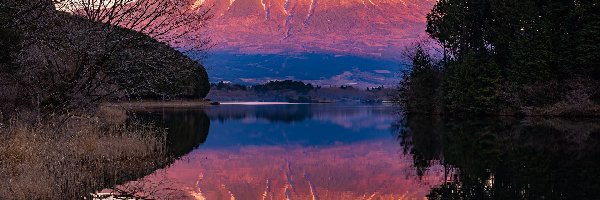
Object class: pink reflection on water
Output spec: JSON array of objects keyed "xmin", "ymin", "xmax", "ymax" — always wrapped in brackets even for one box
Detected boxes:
[
  {"xmin": 108, "ymin": 140, "xmax": 445, "ymax": 199},
  {"xmin": 313, "ymin": 109, "xmax": 395, "ymax": 131},
  {"xmin": 220, "ymin": 102, "xmax": 310, "ymax": 105}
]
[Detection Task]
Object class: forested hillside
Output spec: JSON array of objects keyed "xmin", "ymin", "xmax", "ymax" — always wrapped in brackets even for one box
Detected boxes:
[
  {"xmin": 1, "ymin": 0, "xmax": 210, "ymax": 117},
  {"xmin": 400, "ymin": 0, "xmax": 600, "ymax": 116}
]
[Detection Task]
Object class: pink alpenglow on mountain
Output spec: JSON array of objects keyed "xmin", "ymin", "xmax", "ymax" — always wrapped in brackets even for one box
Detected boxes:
[{"xmin": 186, "ymin": 0, "xmax": 435, "ymax": 59}]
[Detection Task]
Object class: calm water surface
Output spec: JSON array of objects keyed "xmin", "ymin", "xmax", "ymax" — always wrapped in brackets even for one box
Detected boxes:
[{"xmin": 103, "ymin": 104, "xmax": 600, "ymax": 199}]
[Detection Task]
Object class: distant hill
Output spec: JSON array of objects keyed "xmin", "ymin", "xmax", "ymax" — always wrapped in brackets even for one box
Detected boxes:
[
  {"xmin": 194, "ymin": 51, "xmax": 403, "ymax": 87},
  {"xmin": 1, "ymin": 1, "xmax": 211, "ymax": 114}
]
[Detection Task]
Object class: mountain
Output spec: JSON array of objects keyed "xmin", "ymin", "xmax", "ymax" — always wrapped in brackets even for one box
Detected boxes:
[
  {"xmin": 185, "ymin": 0, "xmax": 435, "ymax": 86},
  {"xmin": 193, "ymin": 0, "xmax": 434, "ymax": 58}
]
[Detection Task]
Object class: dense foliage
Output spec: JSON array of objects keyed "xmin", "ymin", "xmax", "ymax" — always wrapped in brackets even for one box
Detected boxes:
[
  {"xmin": 0, "ymin": 6, "xmax": 18, "ymax": 68},
  {"xmin": 400, "ymin": 0, "xmax": 600, "ymax": 115},
  {"xmin": 252, "ymin": 80, "xmax": 316, "ymax": 94},
  {"xmin": 0, "ymin": 1, "xmax": 210, "ymax": 116}
]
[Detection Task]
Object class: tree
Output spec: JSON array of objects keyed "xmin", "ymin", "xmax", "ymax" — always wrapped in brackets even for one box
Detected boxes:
[
  {"xmin": 1, "ymin": 0, "xmax": 58, "ymax": 115},
  {"xmin": 426, "ymin": 0, "xmax": 493, "ymax": 60},
  {"xmin": 253, "ymin": 80, "xmax": 315, "ymax": 94},
  {"xmin": 401, "ymin": 0, "xmax": 600, "ymax": 115},
  {"xmin": 442, "ymin": 53, "xmax": 501, "ymax": 113},
  {"xmin": 423, "ymin": 0, "xmax": 503, "ymax": 114},
  {"xmin": 1, "ymin": 0, "xmax": 213, "ymax": 115},
  {"xmin": 53, "ymin": 0, "xmax": 211, "ymax": 49},
  {"xmin": 398, "ymin": 45, "xmax": 442, "ymax": 114}
]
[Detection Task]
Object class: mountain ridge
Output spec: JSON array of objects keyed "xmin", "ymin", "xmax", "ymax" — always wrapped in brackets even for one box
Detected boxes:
[{"xmin": 187, "ymin": 0, "xmax": 435, "ymax": 59}]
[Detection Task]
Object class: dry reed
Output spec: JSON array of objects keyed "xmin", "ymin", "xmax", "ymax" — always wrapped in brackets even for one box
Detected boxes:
[{"xmin": 0, "ymin": 108, "xmax": 169, "ymax": 199}]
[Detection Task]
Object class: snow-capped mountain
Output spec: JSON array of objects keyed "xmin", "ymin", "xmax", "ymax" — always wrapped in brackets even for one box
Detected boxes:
[
  {"xmin": 192, "ymin": 0, "xmax": 434, "ymax": 59},
  {"xmin": 185, "ymin": 0, "xmax": 435, "ymax": 86}
]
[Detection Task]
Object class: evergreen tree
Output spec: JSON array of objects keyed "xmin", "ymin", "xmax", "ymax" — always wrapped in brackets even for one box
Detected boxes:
[
  {"xmin": 401, "ymin": 0, "xmax": 600, "ymax": 115},
  {"xmin": 400, "ymin": 46, "xmax": 442, "ymax": 114}
]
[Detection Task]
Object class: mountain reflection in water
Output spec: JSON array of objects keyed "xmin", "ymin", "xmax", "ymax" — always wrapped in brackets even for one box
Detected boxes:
[
  {"xmin": 110, "ymin": 104, "xmax": 444, "ymax": 199},
  {"xmin": 105, "ymin": 104, "xmax": 600, "ymax": 200}
]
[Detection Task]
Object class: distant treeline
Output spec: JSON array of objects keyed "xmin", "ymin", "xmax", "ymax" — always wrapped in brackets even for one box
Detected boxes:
[
  {"xmin": 212, "ymin": 80, "xmax": 317, "ymax": 93},
  {"xmin": 212, "ymin": 80, "xmax": 386, "ymax": 93},
  {"xmin": 400, "ymin": 0, "xmax": 600, "ymax": 116},
  {"xmin": 209, "ymin": 80, "xmax": 392, "ymax": 103}
]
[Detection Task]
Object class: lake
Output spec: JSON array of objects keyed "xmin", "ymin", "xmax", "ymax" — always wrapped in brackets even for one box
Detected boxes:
[{"xmin": 97, "ymin": 103, "xmax": 600, "ymax": 199}]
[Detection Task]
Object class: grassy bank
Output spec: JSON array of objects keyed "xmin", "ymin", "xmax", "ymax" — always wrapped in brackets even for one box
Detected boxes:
[
  {"xmin": 1, "ymin": 1, "xmax": 214, "ymax": 199},
  {"xmin": 0, "ymin": 108, "xmax": 170, "ymax": 199}
]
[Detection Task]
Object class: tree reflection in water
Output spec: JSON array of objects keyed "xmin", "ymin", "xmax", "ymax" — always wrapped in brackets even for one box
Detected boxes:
[
  {"xmin": 101, "ymin": 105, "xmax": 438, "ymax": 199},
  {"xmin": 206, "ymin": 104, "xmax": 314, "ymax": 123},
  {"xmin": 133, "ymin": 109, "xmax": 211, "ymax": 157},
  {"xmin": 397, "ymin": 116, "xmax": 600, "ymax": 199},
  {"xmin": 94, "ymin": 109, "xmax": 211, "ymax": 199},
  {"xmin": 99, "ymin": 106, "xmax": 600, "ymax": 199}
]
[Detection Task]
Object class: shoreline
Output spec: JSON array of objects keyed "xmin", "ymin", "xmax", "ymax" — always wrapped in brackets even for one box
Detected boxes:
[
  {"xmin": 401, "ymin": 111, "xmax": 600, "ymax": 118},
  {"xmin": 102, "ymin": 100, "xmax": 214, "ymax": 109},
  {"xmin": 101, "ymin": 100, "xmax": 394, "ymax": 109}
]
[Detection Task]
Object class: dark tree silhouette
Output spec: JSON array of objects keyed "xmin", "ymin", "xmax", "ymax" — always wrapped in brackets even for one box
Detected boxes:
[
  {"xmin": 400, "ymin": 0, "xmax": 600, "ymax": 115},
  {"xmin": 1, "ymin": 0, "xmax": 213, "ymax": 117}
]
